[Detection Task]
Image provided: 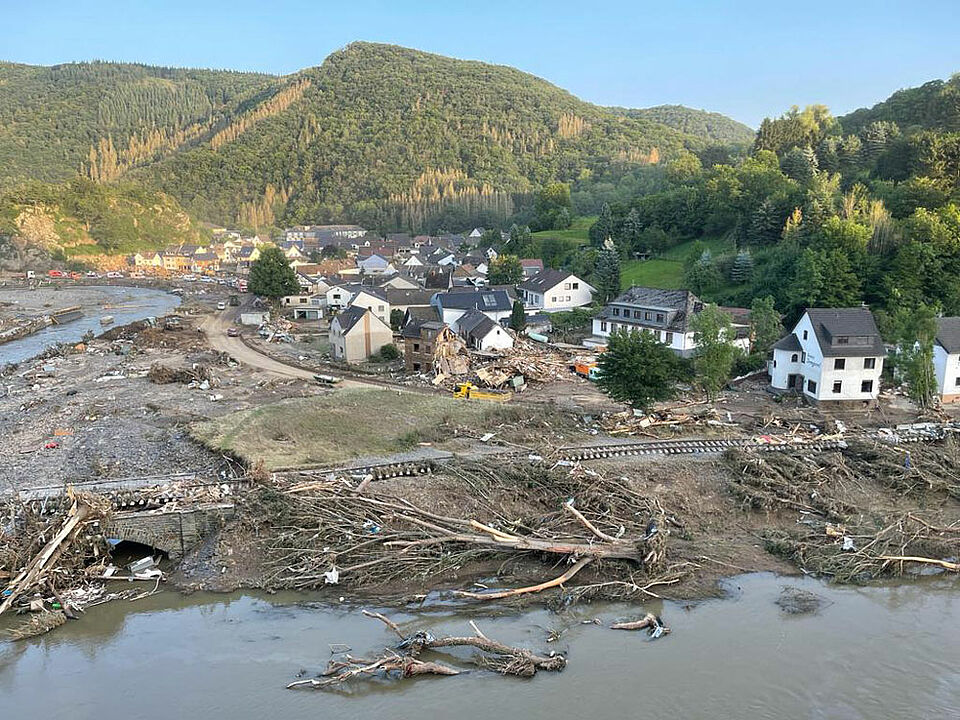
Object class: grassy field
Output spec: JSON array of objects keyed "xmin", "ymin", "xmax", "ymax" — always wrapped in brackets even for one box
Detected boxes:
[
  {"xmin": 531, "ymin": 215, "xmax": 596, "ymax": 243},
  {"xmin": 621, "ymin": 236, "xmax": 735, "ymax": 290},
  {"xmin": 191, "ymin": 388, "xmax": 513, "ymax": 469}
]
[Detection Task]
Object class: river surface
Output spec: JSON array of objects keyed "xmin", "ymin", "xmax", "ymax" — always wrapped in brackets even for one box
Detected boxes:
[
  {"xmin": 0, "ymin": 286, "xmax": 180, "ymax": 365},
  {"xmin": 1, "ymin": 573, "xmax": 958, "ymax": 719}
]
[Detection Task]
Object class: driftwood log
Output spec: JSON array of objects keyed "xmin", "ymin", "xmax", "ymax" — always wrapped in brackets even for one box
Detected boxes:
[{"xmin": 287, "ymin": 610, "xmax": 565, "ymax": 689}]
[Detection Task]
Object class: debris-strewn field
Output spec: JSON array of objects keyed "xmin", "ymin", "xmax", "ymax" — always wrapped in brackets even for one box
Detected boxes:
[{"xmin": 189, "ymin": 388, "xmax": 580, "ymax": 469}]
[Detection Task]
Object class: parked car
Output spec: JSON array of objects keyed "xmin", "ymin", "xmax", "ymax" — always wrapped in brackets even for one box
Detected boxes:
[
  {"xmin": 85, "ymin": 271, "xmax": 100, "ymax": 278},
  {"xmin": 226, "ymin": 327, "xmax": 240, "ymax": 337},
  {"xmin": 47, "ymin": 270, "xmax": 65, "ymax": 278},
  {"xmin": 216, "ymin": 301, "xmax": 226, "ymax": 311},
  {"xmin": 106, "ymin": 271, "xmax": 124, "ymax": 278}
]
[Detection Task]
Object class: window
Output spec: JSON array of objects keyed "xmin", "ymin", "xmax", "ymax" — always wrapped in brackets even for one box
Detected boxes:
[
  {"xmin": 833, "ymin": 381, "xmax": 842, "ymax": 394},
  {"xmin": 564, "ymin": 282, "xmax": 571, "ymax": 290},
  {"xmin": 791, "ymin": 353, "xmax": 799, "ymax": 363},
  {"xmin": 613, "ymin": 308, "xmax": 620, "ymax": 316},
  {"xmin": 413, "ymin": 343, "xmax": 420, "ymax": 352},
  {"xmin": 955, "ymin": 377, "xmax": 960, "ymax": 387},
  {"xmin": 551, "ymin": 296, "xmax": 557, "ymax": 303},
  {"xmin": 807, "ymin": 380, "xmax": 818, "ymax": 393},
  {"xmin": 600, "ymin": 321, "xmax": 608, "ymax": 332},
  {"xmin": 634, "ymin": 310, "xmax": 642, "ymax": 319},
  {"xmin": 665, "ymin": 332, "xmax": 674, "ymax": 344},
  {"xmin": 801, "ymin": 351, "xmax": 807, "ymax": 363},
  {"xmin": 836, "ymin": 336, "xmax": 849, "ymax": 345},
  {"xmin": 413, "ymin": 362, "xmax": 421, "ymax": 372},
  {"xmin": 572, "ymin": 282, "xmax": 579, "ymax": 290},
  {"xmin": 834, "ymin": 358, "xmax": 846, "ymax": 370},
  {"xmin": 644, "ymin": 312, "xmax": 652, "ymax": 321},
  {"xmin": 656, "ymin": 313, "xmax": 665, "ymax": 323},
  {"xmin": 802, "ymin": 330, "xmax": 808, "ymax": 340},
  {"xmin": 861, "ymin": 380, "xmax": 874, "ymax": 393},
  {"xmin": 378, "ymin": 305, "xmax": 384, "ymax": 311},
  {"xmin": 864, "ymin": 357, "xmax": 876, "ymax": 369}
]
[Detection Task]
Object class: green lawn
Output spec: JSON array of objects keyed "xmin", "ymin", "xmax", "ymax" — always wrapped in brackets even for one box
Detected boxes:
[
  {"xmin": 621, "ymin": 236, "xmax": 737, "ymax": 291},
  {"xmin": 621, "ymin": 259, "xmax": 685, "ymax": 289},
  {"xmin": 531, "ymin": 215, "xmax": 596, "ymax": 244}
]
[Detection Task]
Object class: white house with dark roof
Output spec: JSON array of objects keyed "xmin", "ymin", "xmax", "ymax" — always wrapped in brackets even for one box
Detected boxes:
[
  {"xmin": 456, "ymin": 309, "xmax": 514, "ymax": 351},
  {"xmin": 432, "ymin": 289, "xmax": 513, "ymax": 331},
  {"xmin": 769, "ymin": 307, "xmax": 885, "ymax": 403},
  {"xmin": 519, "ymin": 269, "xmax": 594, "ymax": 313},
  {"xmin": 934, "ymin": 317, "xmax": 960, "ymax": 403},
  {"xmin": 591, "ymin": 287, "xmax": 749, "ymax": 357}
]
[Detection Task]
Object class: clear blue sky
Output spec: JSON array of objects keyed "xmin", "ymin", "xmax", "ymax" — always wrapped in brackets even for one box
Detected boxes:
[{"xmin": 2, "ymin": 0, "xmax": 959, "ymax": 127}]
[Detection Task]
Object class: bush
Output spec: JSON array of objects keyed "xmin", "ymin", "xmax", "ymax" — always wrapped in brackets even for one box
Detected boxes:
[{"xmin": 375, "ymin": 343, "xmax": 401, "ymax": 361}]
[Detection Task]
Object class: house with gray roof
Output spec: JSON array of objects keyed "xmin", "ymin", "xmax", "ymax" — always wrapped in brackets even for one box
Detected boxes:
[
  {"xmin": 329, "ymin": 306, "xmax": 393, "ymax": 363},
  {"xmin": 934, "ymin": 316, "xmax": 960, "ymax": 403},
  {"xmin": 432, "ymin": 289, "xmax": 513, "ymax": 331},
  {"xmin": 456, "ymin": 309, "xmax": 514, "ymax": 351},
  {"xmin": 591, "ymin": 287, "xmax": 749, "ymax": 357},
  {"xmin": 520, "ymin": 269, "xmax": 594, "ymax": 313},
  {"xmin": 770, "ymin": 307, "xmax": 885, "ymax": 403}
]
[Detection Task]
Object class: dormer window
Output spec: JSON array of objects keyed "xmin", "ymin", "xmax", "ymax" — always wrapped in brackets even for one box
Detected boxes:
[
  {"xmin": 656, "ymin": 313, "xmax": 665, "ymax": 323},
  {"xmin": 836, "ymin": 336, "xmax": 849, "ymax": 345}
]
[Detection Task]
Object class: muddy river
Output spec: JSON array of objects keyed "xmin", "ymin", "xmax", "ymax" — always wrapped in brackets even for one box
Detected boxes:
[
  {"xmin": 0, "ymin": 286, "xmax": 180, "ymax": 364},
  {"xmin": 1, "ymin": 573, "xmax": 958, "ymax": 719}
]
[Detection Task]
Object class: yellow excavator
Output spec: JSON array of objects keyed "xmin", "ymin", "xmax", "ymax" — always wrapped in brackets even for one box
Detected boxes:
[{"xmin": 452, "ymin": 382, "xmax": 510, "ymax": 403}]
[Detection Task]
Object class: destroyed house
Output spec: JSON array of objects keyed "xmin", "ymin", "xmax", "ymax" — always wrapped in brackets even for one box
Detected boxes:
[
  {"xmin": 769, "ymin": 307, "xmax": 885, "ymax": 403},
  {"xmin": 402, "ymin": 319, "xmax": 449, "ymax": 373},
  {"xmin": 592, "ymin": 287, "xmax": 748, "ymax": 357}
]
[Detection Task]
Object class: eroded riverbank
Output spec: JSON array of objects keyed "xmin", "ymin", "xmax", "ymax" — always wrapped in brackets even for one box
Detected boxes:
[{"xmin": 2, "ymin": 573, "xmax": 959, "ymax": 719}]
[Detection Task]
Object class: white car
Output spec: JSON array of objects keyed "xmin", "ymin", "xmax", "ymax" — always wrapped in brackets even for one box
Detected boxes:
[
  {"xmin": 106, "ymin": 271, "xmax": 124, "ymax": 278},
  {"xmin": 217, "ymin": 301, "xmax": 226, "ymax": 311}
]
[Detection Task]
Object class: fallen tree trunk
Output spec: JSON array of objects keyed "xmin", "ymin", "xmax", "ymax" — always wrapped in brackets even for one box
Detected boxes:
[{"xmin": 453, "ymin": 557, "xmax": 593, "ymax": 600}]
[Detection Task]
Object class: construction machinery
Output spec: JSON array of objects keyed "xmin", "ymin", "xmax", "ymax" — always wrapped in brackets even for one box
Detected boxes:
[
  {"xmin": 573, "ymin": 358, "xmax": 601, "ymax": 381},
  {"xmin": 452, "ymin": 382, "xmax": 510, "ymax": 402}
]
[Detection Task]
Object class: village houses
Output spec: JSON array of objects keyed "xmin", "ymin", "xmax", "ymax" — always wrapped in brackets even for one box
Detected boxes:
[
  {"xmin": 519, "ymin": 269, "xmax": 594, "ymax": 313},
  {"xmin": 329, "ymin": 306, "xmax": 393, "ymax": 363},
  {"xmin": 934, "ymin": 317, "xmax": 960, "ymax": 403}
]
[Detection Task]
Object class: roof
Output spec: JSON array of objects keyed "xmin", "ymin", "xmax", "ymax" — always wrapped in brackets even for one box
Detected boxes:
[
  {"xmin": 935, "ymin": 317, "xmax": 960, "ymax": 353},
  {"xmin": 520, "ymin": 258, "xmax": 544, "ymax": 269},
  {"xmin": 804, "ymin": 307, "xmax": 884, "ymax": 357},
  {"xmin": 333, "ymin": 306, "xmax": 369, "ymax": 334},
  {"xmin": 401, "ymin": 319, "xmax": 446, "ymax": 339},
  {"xmin": 597, "ymin": 287, "xmax": 701, "ymax": 332},
  {"xmin": 385, "ymin": 288, "xmax": 434, "ymax": 307},
  {"xmin": 435, "ymin": 289, "xmax": 512, "ymax": 312},
  {"xmin": 457, "ymin": 309, "xmax": 498, "ymax": 338},
  {"xmin": 771, "ymin": 334, "xmax": 802, "ymax": 353}
]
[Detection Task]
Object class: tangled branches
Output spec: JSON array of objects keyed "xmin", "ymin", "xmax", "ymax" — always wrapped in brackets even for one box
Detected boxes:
[
  {"xmin": 244, "ymin": 461, "xmax": 680, "ymax": 600},
  {"xmin": 726, "ymin": 443, "xmax": 960, "ymax": 583},
  {"xmin": 287, "ymin": 610, "xmax": 565, "ymax": 689}
]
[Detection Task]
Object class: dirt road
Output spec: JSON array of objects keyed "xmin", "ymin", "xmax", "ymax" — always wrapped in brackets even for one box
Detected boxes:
[{"xmin": 201, "ymin": 308, "xmax": 380, "ymax": 390}]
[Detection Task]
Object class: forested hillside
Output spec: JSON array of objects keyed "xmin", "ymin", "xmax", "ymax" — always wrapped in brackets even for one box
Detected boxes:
[
  {"xmin": 140, "ymin": 43, "xmax": 716, "ymax": 229},
  {"xmin": 586, "ymin": 74, "xmax": 960, "ymax": 343},
  {"xmin": 1, "ymin": 44, "xmax": 747, "ymax": 232},
  {"xmin": 0, "ymin": 61, "xmax": 277, "ymax": 189},
  {"xmin": 610, "ymin": 104, "xmax": 754, "ymax": 145}
]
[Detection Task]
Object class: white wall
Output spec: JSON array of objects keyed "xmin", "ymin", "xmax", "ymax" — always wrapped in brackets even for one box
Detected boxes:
[
  {"xmin": 350, "ymin": 291, "xmax": 391, "ymax": 326},
  {"xmin": 590, "ymin": 319, "xmax": 694, "ymax": 355},
  {"xmin": 476, "ymin": 326, "xmax": 514, "ymax": 351},
  {"xmin": 442, "ymin": 307, "xmax": 510, "ymax": 332},
  {"xmin": 541, "ymin": 276, "xmax": 594, "ymax": 312},
  {"xmin": 326, "ymin": 286, "xmax": 354, "ymax": 309},
  {"xmin": 934, "ymin": 345, "xmax": 960, "ymax": 401}
]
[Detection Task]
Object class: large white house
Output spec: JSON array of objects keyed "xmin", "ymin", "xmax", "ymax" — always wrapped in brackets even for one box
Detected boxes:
[
  {"xmin": 590, "ymin": 287, "xmax": 750, "ymax": 357},
  {"xmin": 432, "ymin": 289, "xmax": 513, "ymax": 332},
  {"xmin": 349, "ymin": 287, "xmax": 391, "ymax": 326},
  {"xmin": 519, "ymin": 270, "xmax": 595, "ymax": 313},
  {"xmin": 769, "ymin": 307, "xmax": 885, "ymax": 403},
  {"xmin": 934, "ymin": 317, "xmax": 960, "ymax": 403}
]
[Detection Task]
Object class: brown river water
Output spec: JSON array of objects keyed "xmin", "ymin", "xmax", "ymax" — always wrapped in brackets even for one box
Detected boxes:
[{"xmin": 1, "ymin": 572, "xmax": 959, "ymax": 719}]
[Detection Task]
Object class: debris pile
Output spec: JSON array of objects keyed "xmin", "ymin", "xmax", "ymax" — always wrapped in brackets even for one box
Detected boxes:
[
  {"xmin": 244, "ymin": 461, "xmax": 689, "ymax": 601},
  {"xmin": 725, "ymin": 439, "xmax": 960, "ymax": 583},
  {"xmin": 148, "ymin": 361, "xmax": 217, "ymax": 387}
]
